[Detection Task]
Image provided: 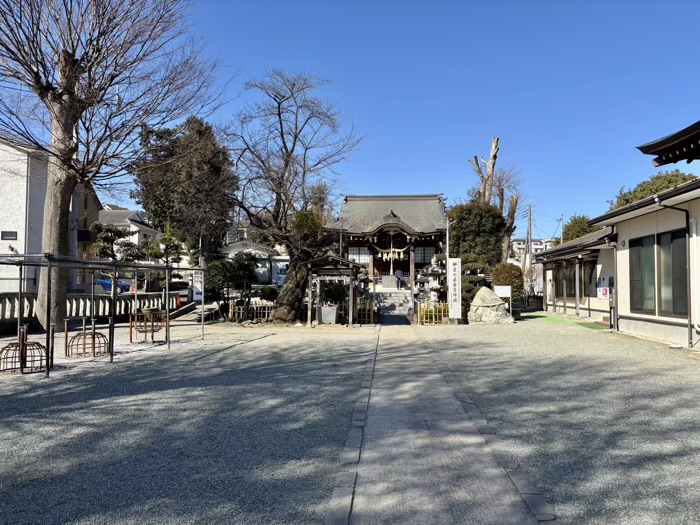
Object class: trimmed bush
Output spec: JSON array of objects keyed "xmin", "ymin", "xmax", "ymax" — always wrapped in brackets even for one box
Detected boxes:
[
  {"xmin": 492, "ymin": 263, "xmax": 524, "ymax": 302},
  {"xmin": 259, "ymin": 286, "xmax": 279, "ymax": 302}
]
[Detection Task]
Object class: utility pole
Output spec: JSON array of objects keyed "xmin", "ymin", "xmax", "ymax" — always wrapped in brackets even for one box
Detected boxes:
[{"xmin": 560, "ymin": 214, "xmax": 564, "ymax": 244}]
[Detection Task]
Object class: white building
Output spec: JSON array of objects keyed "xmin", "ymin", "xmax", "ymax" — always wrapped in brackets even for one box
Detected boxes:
[
  {"xmin": 511, "ymin": 238, "xmax": 556, "ymax": 261},
  {"xmin": 220, "ymin": 240, "xmax": 289, "ymax": 286},
  {"xmin": 0, "ymin": 138, "xmax": 48, "ymax": 292}
]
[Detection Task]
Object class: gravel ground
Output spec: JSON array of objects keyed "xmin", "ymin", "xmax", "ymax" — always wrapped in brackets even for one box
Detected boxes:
[
  {"xmin": 418, "ymin": 315, "xmax": 700, "ymax": 525},
  {"xmin": 0, "ymin": 322, "xmax": 377, "ymax": 525}
]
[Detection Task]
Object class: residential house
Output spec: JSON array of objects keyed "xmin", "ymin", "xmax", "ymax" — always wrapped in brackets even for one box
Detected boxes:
[
  {"xmin": 536, "ymin": 227, "xmax": 616, "ymax": 321},
  {"xmin": 0, "ymin": 137, "xmax": 48, "ymax": 292},
  {"xmin": 220, "ymin": 240, "xmax": 289, "ymax": 286}
]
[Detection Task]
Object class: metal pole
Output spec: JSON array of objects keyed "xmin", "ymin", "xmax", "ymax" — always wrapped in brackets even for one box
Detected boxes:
[
  {"xmin": 91, "ymin": 270, "xmax": 95, "ymax": 321},
  {"xmin": 17, "ymin": 263, "xmax": 23, "ymax": 340},
  {"xmin": 45, "ymin": 259, "xmax": 52, "ymax": 377},
  {"xmin": 201, "ymin": 269, "xmax": 205, "ymax": 340},
  {"xmin": 110, "ymin": 268, "xmax": 117, "ymax": 363},
  {"xmin": 91, "ymin": 319, "xmax": 95, "ymax": 357},
  {"xmin": 165, "ymin": 266, "xmax": 170, "ymax": 349},
  {"xmin": 560, "ymin": 214, "xmax": 564, "ymax": 244}
]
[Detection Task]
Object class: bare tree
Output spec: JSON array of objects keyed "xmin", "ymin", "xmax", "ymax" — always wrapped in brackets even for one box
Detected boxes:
[
  {"xmin": 0, "ymin": 0, "xmax": 219, "ymax": 328},
  {"xmin": 468, "ymin": 137, "xmax": 523, "ymax": 263},
  {"xmin": 468, "ymin": 137, "xmax": 499, "ymax": 205},
  {"xmin": 228, "ymin": 70, "xmax": 360, "ymax": 323},
  {"xmin": 492, "ymin": 166, "xmax": 522, "ymax": 262}
]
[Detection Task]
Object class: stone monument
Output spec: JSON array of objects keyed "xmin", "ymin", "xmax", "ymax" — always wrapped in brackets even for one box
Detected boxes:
[{"xmin": 468, "ymin": 286, "xmax": 515, "ymax": 324}]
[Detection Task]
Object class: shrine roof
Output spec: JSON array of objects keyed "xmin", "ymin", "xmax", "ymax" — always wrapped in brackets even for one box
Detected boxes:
[{"xmin": 330, "ymin": 194, "xmax": 446, "ymax": 235}]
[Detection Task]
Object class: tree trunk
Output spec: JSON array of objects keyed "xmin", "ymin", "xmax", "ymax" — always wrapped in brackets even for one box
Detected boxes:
[
  {"xmin": 272, "ymin": 262, "xmax": 308, "ymax": 323},
  {"xmin": 501, "ymin": 194, "xmax": 519, "ymax": 263},
  {"xmin": 36, "ymin": 110, "xmax": 79, "ymax": 331}
]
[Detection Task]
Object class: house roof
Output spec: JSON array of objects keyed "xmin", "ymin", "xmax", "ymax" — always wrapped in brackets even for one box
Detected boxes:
[
  {"xmin": 98, "ymin": 209, "xmax": 159, "ymax": 233},
  {"xmin": 332, "ymin": 194, "xmax": 446, "ymax": 235},
  {"xmin": 589, "ymin": 177, "xmax": 700, "ymax": 226},
  {"xmin": 0, "ymin": 135, "xmax": 48, "ymax": 158},
  {"xmin": 220, "ymin": 241, "xmax": 280, "ymax": 256},
  {"xmin": 637, "ymin": 120, "xmax": 700, "ymax": 167},
  {"xmin": 535, "ymin": 227, "xmax": 615, "ymax": 263}
]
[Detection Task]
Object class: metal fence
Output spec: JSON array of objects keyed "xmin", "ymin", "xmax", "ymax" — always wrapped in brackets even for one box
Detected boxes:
[{"xmin": 417, "ymin": 302, "xmax": 449, "ymax": 325}]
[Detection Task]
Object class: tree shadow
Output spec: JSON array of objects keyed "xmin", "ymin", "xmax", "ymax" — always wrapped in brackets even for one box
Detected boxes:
[
  {"xmin": 424, "ymin": 325, "xmax": 700, "ymax": 524},
  {"xmin": 0, "ymin": 332, "xmax": 374, "ymax": 524}
]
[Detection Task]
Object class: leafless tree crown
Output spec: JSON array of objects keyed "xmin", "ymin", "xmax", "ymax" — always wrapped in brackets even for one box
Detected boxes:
[
  {"xmin": 229, "ymin": 70, "xmax": 361, "ymax": 251},
  {"xmin": 0, "ymin": 0, "xmax": 219, "ymax": 189}
]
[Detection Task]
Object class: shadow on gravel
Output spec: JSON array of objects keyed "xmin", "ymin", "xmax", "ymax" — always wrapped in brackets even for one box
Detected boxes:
[
  {"xmin": 0, "ymin": 335, "xmax": 371, "ymax": 525},
  {"xmin": 428, "ymin": 329, "xmax": 700, "ymax": 525}
]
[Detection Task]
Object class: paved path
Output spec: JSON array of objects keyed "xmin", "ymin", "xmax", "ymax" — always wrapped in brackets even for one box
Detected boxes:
[{"xmin": 349, "ymin": 325, "xmax": 538, "ymax": 525}]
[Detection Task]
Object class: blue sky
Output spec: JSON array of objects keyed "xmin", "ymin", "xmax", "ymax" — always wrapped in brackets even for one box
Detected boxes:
[{"xmin": 181, "ymin": 0, "xmax": 700, "ymax": 239}]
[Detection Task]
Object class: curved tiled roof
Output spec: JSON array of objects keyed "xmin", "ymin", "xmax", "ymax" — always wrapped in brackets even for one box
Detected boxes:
[{"xmin": 334, "ymin": 194, "xmax": 446, "ymax": 235}]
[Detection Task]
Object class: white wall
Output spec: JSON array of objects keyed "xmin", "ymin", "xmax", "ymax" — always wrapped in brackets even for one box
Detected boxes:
[{"xmin": 0, "ymin": 142, "xmax": 29, "ymax": 292}]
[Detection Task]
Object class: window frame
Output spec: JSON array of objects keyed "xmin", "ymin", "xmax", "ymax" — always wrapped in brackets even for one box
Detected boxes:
[
  {"xmin": 656, "ymin": 228, "xmax": 688, "ymax": 318},
  {"xmin": 1, "ymin": 231, "xmax": 18, "ymax": 241},
  {"xmin": 629, "ymin": 234, "xmax": 656, "ymax": 315}
]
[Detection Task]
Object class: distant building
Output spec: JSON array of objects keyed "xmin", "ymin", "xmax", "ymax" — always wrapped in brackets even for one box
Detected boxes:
[
  {"xmin": 511, "ymin": 238, "xmax": 556, "ymax": 261},
  {"xmin": 220, "ymin": 240, "xmax": 289, "ymax": 286}
]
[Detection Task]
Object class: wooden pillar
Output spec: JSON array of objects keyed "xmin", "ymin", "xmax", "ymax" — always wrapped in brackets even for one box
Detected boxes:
[
  {"xmin": 575, "ymin": 258, "xmax": 580, "ymax": 317},
  {"xmin": 307, "ymin": 271, "xmax": 313, "ymax": 326},
  {"xmin": 543, "ymin": 266, "xmax": 548, "ymax": 312},
  {"xmin": 348, "ymin": 276, "xmax": 354, "ymax": 328},
  {"xmin": 368, "ymin": 249, "xmax": 374, "ymax": 291},
  {"xmin": 562, "ymin": 263, "xmax": 567, "ymax": 315},
  {"xmin": 409, "ymin": 246, "xmax": 415, "ymax": 291}
]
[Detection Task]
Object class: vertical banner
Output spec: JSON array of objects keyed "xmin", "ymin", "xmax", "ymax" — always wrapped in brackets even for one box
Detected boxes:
[{"xmin": 447, "ymin": 257, "xmax": 462, "ymax": 319}]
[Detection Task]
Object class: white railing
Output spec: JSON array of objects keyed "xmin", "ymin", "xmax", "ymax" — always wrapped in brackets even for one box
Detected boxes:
[{"xmin": 0, "ymin": 292, "xmax": 178, "ymax": 322}]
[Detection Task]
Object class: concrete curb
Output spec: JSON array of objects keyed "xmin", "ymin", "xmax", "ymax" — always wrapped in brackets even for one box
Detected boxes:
[{"xmin": 325, "ymin": 331, "xmax": 379, "ymax": 525}]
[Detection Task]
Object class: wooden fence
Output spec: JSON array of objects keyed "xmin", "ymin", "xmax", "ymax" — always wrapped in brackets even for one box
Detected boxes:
[
  {"xmin": 417, "ymin": 302, "xmax": 449, "ymax": 325},
  {"xmin": 356, "ymin": 298, "xmax": 376, "ymax": 324},
  {"xmin": 230, "ymin": 303, "xmax": 275, "ymax": 322}
]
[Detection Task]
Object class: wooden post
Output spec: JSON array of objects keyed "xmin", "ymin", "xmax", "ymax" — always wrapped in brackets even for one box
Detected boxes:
[
  {"xmin": 129, "ymin": 314, "xmax": 133, "ymax": 343},
  {"xmin": 562, "ymin": 263, "xmax": 567, "ymax": 315},
  {"xmin": 575, "ymin": 258, "xmax": 580, "ymax": 317},
  {"xmin": 368, "ymin": 249, "xmax": 374, "ymax": 291},
  {"xmin": 543, "ymin": 267, "xmax": 548, "ymax": 312},
  {"xmin": 307, "ymin": 271, "xmax": 313, "ymax": 326},
  {"xmin": 64, "ymin": 319, "xmax": 69, "ymax": 357},
  {"xmin": 348, "ymin": 277, "xmax": 354, "ymax": 327}
]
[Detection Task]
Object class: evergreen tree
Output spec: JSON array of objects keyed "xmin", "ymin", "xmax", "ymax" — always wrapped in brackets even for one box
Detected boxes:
[{"xmin": 609, "ymin": 170, "xmax": 696, "ymax": 210}]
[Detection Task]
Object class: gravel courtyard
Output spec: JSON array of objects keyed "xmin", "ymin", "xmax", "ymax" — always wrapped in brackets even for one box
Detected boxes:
[
  {"xmin": 419, "ymin": 315, "xmax": 700, "ymax": 525},
  {"xmin": 0, "ymin": 324, "xmax": 377, "ymax": 525}
]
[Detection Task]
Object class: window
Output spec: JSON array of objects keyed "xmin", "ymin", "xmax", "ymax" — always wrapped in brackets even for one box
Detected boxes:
[
  {"xmin": 1, "ymin": 231, "xmax": 17, "ymax": 240},
  {"xmin": 582, "ymin": 260, "xmax": 597, "ymax": 298},
  {"xmin": 415, "ymin": 246, "xmax": 435, "ymax": 264},
  {"xmin": 658, "ymin": 229, "xmax": 687, "ymax": 316},
  {"xmin": 630, "ymin": 235, "xmax": 655, "ymax": 314},
  {"xmin": 348, "ymin": 247, "xmax": 370, "ymax": 264}
]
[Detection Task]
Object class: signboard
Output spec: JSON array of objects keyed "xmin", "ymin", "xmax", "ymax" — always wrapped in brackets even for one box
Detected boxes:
[
  {"xmin": 494, "ymin": 285, "xmax": 512, "ymax": 298},
  {"xmin": 447, "ymin": 257, "xmax": 462, "ymax": 319},
  {"xmin": 193, "ymin": 270, "xmax": 204, "ymax": 301},
  {"xmin": 597, "ymin": 287, "xmax": 609, "ymax": 300}
]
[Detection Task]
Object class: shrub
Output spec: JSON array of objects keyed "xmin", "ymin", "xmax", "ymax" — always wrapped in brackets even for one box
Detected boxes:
[
  {"xmin": 320, "ymin": 282, "xmax": 347, "ymax": 304},
  {"xmin": 259, "ymin": 286, "xmax": 279, "ymax": 302},
  {"xmin": 492, "ymin": 263, "xmax": 524, "ymax": 302}
]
